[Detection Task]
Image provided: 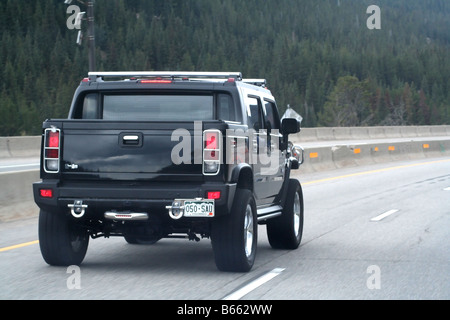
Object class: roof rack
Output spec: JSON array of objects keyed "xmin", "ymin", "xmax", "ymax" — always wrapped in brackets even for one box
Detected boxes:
[
  {"xmin": 88, "ymin": 71, "xmax": 243, "ymax": 81},
  {"xmin": 242, "ymin": 79, "xmax": 267, "ymax": 87}
]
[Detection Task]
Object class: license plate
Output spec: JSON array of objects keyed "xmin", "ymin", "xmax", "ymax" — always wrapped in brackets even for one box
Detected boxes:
[{"xmin": 184, "ymin": 200, "xmax": 215, "ymax": 217}]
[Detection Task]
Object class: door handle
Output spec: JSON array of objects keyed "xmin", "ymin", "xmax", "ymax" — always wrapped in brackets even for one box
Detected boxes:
[
  {"xmin": 123, "ymin": 135, "xmax": 139, "ymax": 144},
  {"xmin": 120, "ymin": 133, "xmax": 143, "ymax": 147}
]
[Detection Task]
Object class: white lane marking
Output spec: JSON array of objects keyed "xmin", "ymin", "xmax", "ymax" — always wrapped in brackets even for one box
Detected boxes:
[
  {"xmin": 222, "ymin": 268, "xmax": 285, "ymax": 300},
  {"xmin": 370, "ymin": 209, "xmax": 399, "ymax": 222},
  {"xmin": 0, "ymin": 169, "xmax": 39, "ymax": 175},
  {"xmin": 0, "ymin": 163, "xmax": 39, "ymax": 169}
]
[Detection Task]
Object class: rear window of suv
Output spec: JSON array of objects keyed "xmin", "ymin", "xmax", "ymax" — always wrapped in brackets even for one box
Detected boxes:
[
  {"xmin": 76, "ymin": 92, "xmax": 237, "ymax": 121},
  {"xmin": 103, "ymin": 95, "xmax": 214, "ymax": 121}
]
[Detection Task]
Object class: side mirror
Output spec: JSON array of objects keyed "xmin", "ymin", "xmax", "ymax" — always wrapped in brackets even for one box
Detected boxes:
[{"xmin": 281, "ymin": 118, "xmax": 301, "ymax": 135}]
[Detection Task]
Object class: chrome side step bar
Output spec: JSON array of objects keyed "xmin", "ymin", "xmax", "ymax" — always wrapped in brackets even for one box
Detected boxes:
[
  {"xmin": 257, "ymin": 205, "xmax": 283, "ymax": 222},
  {"xmin": 104, "ymin": 211, "xmax": 149, "ymax": 221}
]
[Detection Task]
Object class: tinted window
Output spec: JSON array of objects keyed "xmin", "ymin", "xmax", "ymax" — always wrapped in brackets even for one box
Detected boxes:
[
  {"xmin": 103, "ymin": 95, "xmax": 214, "ymax": 121},
  {"xmin": 82, "ymin": 93, "xmax": 99, "ymax": 119},
  {"xmin": 246, "ymin": 96, "xmax": 263, "ymax": 130},
  {"xmin": 217, "ymin": 94, "xmax": 235, "ymax": 121},
  {"xmin": 263, "ymin": 100, "xmax": 280, "ymax": 131}
]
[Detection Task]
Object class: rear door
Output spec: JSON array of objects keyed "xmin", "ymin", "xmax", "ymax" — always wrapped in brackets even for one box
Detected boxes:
[
  {"xmin": 261, "ymin": 99, "xmax": 284, "ymax": 203},
  {"xmin": 60, "ymin": 121, "xmax": 204, "ymax": 181},
  {"xmin": 61, "ymin": 91, "xmax": 219, "ymax": 181},
  {"xmin": 244, "ymin": 95, "xmax": 267, "ymax": 204}
]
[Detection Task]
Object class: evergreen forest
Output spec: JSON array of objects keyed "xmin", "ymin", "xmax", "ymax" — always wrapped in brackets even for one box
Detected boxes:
[{"xmin": 1, "ymin": 0, "xmax": 449, "ymax": 136}]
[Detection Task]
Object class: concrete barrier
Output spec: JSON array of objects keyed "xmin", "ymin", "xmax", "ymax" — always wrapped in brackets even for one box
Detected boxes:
[
  {"xmin": 0, "ymin": 170, "xmax": 40, "ymax": 222},
  {"xmin": 301, "ymin": 146, "xmax": 336, "ymax": 172},
  {"xmin": 0, "ymin": 136, "xmax": 41, "ymax": 159},
  {"xmin": 292, "ymin": 125, "xmax": 450, "ymax": 143},
  {"xmin": 0, "ymin": 138, "xmax": 9, "ymax": 158},
  {"xmin": 0, "ymin": 126, "xmax": 449, "ymax": 222},
  {"xmin": 315, "ymin": 127, "xmax": 335, "ymax": 141},
  {"xmin": 298, "ymin": 128, "xmax": 318, "ymax": 142},
  {"xmin": 298, "ymin": 138, "xmax": 450, "ymax": 174},
  {"xmin": 1, "ymin": 126, "xmax": 448, "ymax": 158}
]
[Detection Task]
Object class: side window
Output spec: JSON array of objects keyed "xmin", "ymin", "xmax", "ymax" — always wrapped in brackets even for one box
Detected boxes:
[
  {"xmin": 82, "ymin": 93, "xmax": 99, "ymax": 119},
  {"xmin": 246, "ymin": 96, "xmax": 263, "ymax": 131},
  {"xmin": 217, "ymin": 93, "xmax": 235, "ymax": 121},
  {"xmin": 263, "ymin": 100, "xmax": 281, "ymax": 132}
]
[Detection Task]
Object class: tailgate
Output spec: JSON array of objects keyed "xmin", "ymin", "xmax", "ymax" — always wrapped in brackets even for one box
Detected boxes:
[{"xmin": 58, "ymin": 121, "xmax": 207, "ymax": 181}]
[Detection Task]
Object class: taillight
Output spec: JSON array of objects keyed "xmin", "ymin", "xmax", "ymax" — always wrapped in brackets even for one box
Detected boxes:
[
  {"xmin": 44, "ymin": 128, "xmax": 60, "ymax": 173},
  {"xmin": 203, "ymin": 130, "xmax": 222, "ymax": 175},
  {"xmin": 48, "ymin": 131, "xmax": 59, "ymax": 148},
  {"xmin": 40, "ymin": 189, "xmax": 53, "ymax": 198},
  {"xmin": 207, "ymin": 191, "xmax": 221, "ymax": 200},
  {"xmin": 205, "ymin": 132, "xmax": 218, "ymax": 150}
]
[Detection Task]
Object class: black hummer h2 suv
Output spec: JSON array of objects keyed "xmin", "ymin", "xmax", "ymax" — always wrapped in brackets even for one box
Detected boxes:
[{"xmin": 33, "ymin": 71, "xmax": 304, "ymax": 272}]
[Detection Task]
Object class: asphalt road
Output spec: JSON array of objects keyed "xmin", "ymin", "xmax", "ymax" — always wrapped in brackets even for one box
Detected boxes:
[{"xmin": 0, "ymin": 157, "xmax": 449, "ymax": 300}]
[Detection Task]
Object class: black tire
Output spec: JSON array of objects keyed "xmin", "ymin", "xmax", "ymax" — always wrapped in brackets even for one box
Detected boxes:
[
  {"xmin": 267, "ymin": 179, "xmax": 304, "ymax": 249},
  {"xmin": 211, "ymin": 189, "xmax": 257, "ymax": 272},
  {"xmin": 38, "ymin": 210, "xmax": 89, "ymax": 266}
]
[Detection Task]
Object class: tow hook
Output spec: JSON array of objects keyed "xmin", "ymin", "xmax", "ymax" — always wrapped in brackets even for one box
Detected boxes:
[
  {"xmin": 166, "ymin": 201, "xmax": 184, "ymax": 220},
  {"xmin": 68, "ymin": 200, "xmax": 88, "ymax": 218}
]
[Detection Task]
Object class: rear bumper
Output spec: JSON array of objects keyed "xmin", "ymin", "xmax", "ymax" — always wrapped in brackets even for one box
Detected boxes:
[{"xmin": 33, "ymin": 180, "xmax": 236, "ymax": 219}]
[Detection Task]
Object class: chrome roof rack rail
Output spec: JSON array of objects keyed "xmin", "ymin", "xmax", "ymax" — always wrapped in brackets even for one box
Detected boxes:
[{"xmin": 88, "ymin": 71, "xmax": 243, "ymax": 81}]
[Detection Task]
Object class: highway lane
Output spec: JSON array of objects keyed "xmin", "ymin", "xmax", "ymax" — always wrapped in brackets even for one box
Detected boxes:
[{"xmin": 0, "ymin": 157, "xmax": 449, "ymax": 300}]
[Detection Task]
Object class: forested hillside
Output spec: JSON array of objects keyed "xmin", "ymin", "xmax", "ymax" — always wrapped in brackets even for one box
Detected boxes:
[{"xmin": 1, "ymin": 0, "xmax": 449, "ymax": 136}]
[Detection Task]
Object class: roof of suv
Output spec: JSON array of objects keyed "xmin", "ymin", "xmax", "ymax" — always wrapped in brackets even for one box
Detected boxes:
[{"xmin": 81, "ymin": 71, "xmax": 270, "ymax": 93}]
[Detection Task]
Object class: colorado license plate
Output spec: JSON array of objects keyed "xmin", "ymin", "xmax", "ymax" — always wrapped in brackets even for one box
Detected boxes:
[{"xmin": 184, "ymin": 200, "xmax": 215, "ymax": 217}]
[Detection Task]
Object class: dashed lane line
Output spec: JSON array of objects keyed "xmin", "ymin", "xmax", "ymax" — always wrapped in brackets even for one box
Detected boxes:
[
  {"xmin": 222, "ymin": 268, "xmax": 285, "ymax": 300},
  {"xmin": 370, "ymin": 209, "xmax": 400, "ymax": 222}
]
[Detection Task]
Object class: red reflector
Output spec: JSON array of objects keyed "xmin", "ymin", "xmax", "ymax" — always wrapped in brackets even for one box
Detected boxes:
[
  {"xmin": 140, "ymin": 79, "xmax": 172, "ymax": 84},
  {"xmin": 205, "ymin": 132, "xmax": 218, "ymax": 150},
  {"xmin": 81, "ymin": 78, "xmax": 89, "ymax": 82},
  {"xmin": 46, "ymin": 149, "xmax": 59, "ymax": 158},
  {"xmin": 48, "ymin": 131, "xmax": 59, "ymax": 148},
  {"xmin": 40, "ymin": 189, "xmax": 53, "ymax": 198},
  {"xmin": 207, "ymin": 191, "xmax": 221, "ymax": 200}
]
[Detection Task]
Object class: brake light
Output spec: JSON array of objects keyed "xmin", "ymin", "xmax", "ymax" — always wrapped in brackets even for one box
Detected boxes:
[
  {"xmin": 44, "ymin": 128, "xmax": 60, "ymax": 173},
  {"xmin": 140, "ymin": 79, "xmax": 172, "ymax": 84},
  {"xmin": 203, "ymin": 130, "xmax": 221, "ymax": 175},
  {"xmin": 40, "ymin": 189, "xmax": 53, "ymax": 198},
  {"xmin": 205, "ymin": 132, "xmax": 218, "ymax": 150},
  {"xmin": 48, "ymin": 131, "xmax": 60, "ymax": 148},
  {"xmin": 207, "ymin": 191, "xmax": 221, "ymax": 200}
]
